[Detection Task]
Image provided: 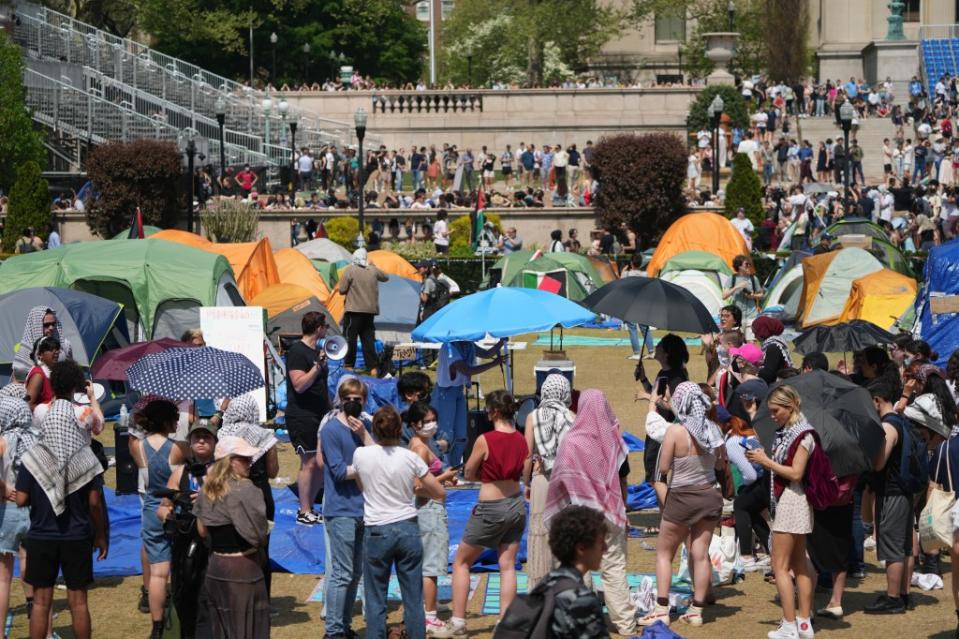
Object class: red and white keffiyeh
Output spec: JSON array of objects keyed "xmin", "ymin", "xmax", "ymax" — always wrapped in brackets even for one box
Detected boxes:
[{"xmin": 544, "ymin": 389, "xmax": 629, "ymax": 530}]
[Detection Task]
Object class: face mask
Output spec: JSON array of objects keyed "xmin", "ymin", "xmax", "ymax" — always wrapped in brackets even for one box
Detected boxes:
[
  {"xmin": 343, "ymin": 400, "xmax": 362, "ymax": 419},
  {"xmin": 717, "ymin": 346, "xmax": 731, "ymax": 369},
  {"xmin": 418, "ymin": 421, "xmax": 438, "ymax": 437}
]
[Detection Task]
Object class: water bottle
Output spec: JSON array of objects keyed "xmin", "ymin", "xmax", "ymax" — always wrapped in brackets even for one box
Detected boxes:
[{"xmin": 119, "ymin": 404, "xmax": 129, "ymax": 430}]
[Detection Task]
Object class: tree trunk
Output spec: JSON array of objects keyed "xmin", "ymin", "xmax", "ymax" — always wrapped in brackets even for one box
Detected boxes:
[
  {"xmin": 527, "ymin": 34, "xmax": 544, "ymax": 86},
  {"xmin": 765, "ymin": 0, "xmax": 809, "ymax": 83}
]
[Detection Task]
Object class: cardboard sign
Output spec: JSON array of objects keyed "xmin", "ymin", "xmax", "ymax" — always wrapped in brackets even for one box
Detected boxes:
[
  {"xmin": 200, "ymin": 306, "xmax": 267, "ymax": 421},
  {"xmin": 930, "ymin": 295, "xmax": 959, "ymax": 315}
]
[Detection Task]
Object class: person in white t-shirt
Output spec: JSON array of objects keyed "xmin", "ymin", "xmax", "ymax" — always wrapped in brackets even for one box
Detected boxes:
[
  {"xmin": 730, "ymin": 208, "xmax": 755, "ymax": 249},
  {"xmin": 737, "ymin": 132, "xmax": 761, "ymax": 171},
  {"xmin": 432, "ymin": 210, "xmax": 450, "ymax": 255},
  {"xmin": 353, "ymin": 406, "xmax": 446, "ymax": 639}
]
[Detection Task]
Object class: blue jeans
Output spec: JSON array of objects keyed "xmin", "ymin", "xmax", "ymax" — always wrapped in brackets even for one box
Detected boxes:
[
  {"xmin": 435, "ymin": 385, "xmax": 467, "ymax": 467},
  {"xmin": 325, "ymin": 516, "xmax": 365, "ymax": 636},
  {"xmin": 364, "ymin": 518, "xmax": 425, "ymax": 639},
  {"xmin": 849, "ymin": 486, "xmax": 865, "ymax": 573},
  {"xmin": 626, "ymin": 323, "xmax": 654, "ymax": 355}
]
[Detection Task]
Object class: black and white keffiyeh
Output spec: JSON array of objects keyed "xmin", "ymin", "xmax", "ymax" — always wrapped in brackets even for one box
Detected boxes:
[
  {"xmin": 762, "ymin": 336, "xmax": 793, "ymax": 369},
  {"xmin": 12, "ymin": 307, "xmax": 73, "ymax": 377},
  {"xmin": 769, "ymin": 414, "xmax": 813, "ymax": 513},
  {"xmin": 0, "ymin": 382, "xmax": 27, "ymax": 401},
  {"xmin": 21, "ymin": 399, "xmax": 101, "ymax": 515},
  {"xmin": 0, "ymin": 397, "xmax": 37, "ymax": 471},
  {"xmin": 219, "ymin": 393, "xmax": 276, "ymax": 461},
  {"xmin": 531, "ymin": 374, "xmax": 575, "ymax": 472},
  {"xmin": 670, "ymin": 381, "xmax": 724, "ymax": 451}
]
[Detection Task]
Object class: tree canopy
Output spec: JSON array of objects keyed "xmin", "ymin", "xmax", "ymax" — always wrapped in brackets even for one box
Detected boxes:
[{"xmin": 0, "ymin": 32, "xmax": 45, "ymax": 194}]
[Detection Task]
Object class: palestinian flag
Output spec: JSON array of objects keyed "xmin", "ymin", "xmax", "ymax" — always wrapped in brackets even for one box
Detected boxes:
[
  {"xmin": 471, "ymin": 188, "xmax": 486, "ymax": 249},
  {"xmin": 128, "ymin": 207, "xmax": 144, "ymax": 239}
]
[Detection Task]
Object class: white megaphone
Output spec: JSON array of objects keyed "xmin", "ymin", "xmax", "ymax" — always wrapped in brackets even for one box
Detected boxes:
[{"xmin": 324, "ymin": 335, "xmax": 349, "ymax": 361}]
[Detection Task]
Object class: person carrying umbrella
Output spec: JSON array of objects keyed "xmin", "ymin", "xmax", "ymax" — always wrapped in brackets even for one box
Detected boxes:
[{"xmin": 13, "ymin": 307, "xmax": 74, "ymax": 381}]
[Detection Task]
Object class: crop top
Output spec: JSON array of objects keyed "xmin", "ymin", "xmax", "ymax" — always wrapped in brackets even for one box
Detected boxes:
[
  {"xmin": 428, "ymin": 457, "xmax": 443, "ymax": 476},
  {"xmin": 480, "ymin": 430, "xmax": 528, "ymax": 483},
  {"xmin": 207, "ymin": 523, "xmax": 254, "ymax": 554}
]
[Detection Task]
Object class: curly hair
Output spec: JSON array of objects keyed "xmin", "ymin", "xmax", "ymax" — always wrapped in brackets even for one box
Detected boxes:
[
  {"xmin": 548, "ymin": 505, "xmax": 607, "ymax": 565},
  {"xmin": 49, "ymin": 360, "xmax": 85, "ymax": 400}
]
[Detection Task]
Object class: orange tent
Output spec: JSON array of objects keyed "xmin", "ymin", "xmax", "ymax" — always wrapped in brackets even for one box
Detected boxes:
[
  {"xmin": 152, "ymin": 230, "xmax": 279, "ymax": 301},
  {"xmin": 250, "ymin": 283, "xmax": 317, "ymax": 318},
  {"xmin": 646, "ymin": 213, "xmax": 749, "ymax": 277},
  {"xmin": 588, "ymin": 256, "xmax": 619, "ymax": 283},
  {"xmin": 368, "ymin": 250, "xmax": 422, "ymax": 282},
  {"xmin": 838, "ymin": 269, "xmax": 917, "ymax": 330},
  {"xmin": 273, "ymin": 247, "xmax": 335, "ymax": 313}
]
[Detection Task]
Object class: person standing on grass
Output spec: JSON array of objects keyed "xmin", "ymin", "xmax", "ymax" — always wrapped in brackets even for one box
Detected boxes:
[
  {"xmin": 285, "ymin": 311, "xmax": 331, "ymax": 526},
  {"xmin": 338, "ymin": 249, "xmax": 388, "ymax": 377},
  {"xmin": 745, "ymin": 386, "xmax": 816, "ymax": 639},
  {"xmin": 444, "ymin": 392, "xmax": 527, "ymax": 637}
]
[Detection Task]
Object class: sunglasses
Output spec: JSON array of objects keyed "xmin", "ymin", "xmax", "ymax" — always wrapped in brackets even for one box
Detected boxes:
[{"xmin": 42, "ymin": 322, "xmax": 56, "ymax": 328}]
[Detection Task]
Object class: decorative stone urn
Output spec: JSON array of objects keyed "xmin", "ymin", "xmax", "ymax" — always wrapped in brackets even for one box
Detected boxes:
[{"xmin": 703, "ymin": 32, "xmax": 739, "ymax": 86}]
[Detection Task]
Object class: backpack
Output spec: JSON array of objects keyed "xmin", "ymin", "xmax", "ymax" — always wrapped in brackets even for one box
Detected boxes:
[
  {"xmin": 885, "ymin": 413, "xmax": 929, "ymax": 494},
  {"xmin": 17, "ymin": 238, "xmax": 35, "ymax": 254},
  {"xmin": 492, "ymin": 575, "xmax": 578, "ymax": 639},
  {"xmin": 422, "ymin": 276, "xmax": 450, "ymax": 319},
  {"xmin": 798, "ymin": 430, "xmax": 842, "ymax": 510}
]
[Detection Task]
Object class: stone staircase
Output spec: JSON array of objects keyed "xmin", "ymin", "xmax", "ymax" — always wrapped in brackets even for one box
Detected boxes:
[{"xmin": 791, "ymin": 115, "xmax": 895, "ymax": 184}]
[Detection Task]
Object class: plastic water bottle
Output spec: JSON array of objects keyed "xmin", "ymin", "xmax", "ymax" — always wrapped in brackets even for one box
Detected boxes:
[
  {"xmin": 119, "ymin": 404, "xmax": 128, "ymax": 429},
  {"xmin": 4, "ymin": 610, "xmax": 12, "ymax": 637}
]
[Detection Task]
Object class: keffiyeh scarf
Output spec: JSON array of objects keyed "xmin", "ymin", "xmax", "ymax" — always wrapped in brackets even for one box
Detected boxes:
[
  {"xmin": 0, "ymin": 397, "xmax": 37, "ymax": 472},
  {"xmin": 670, "ymin": 381, "xmax": 724, "ymax": 451},
  {"xmin": 763, "ymin": 336, "xmax": 793, "ymax": 369},
  {"xmin": 219, "ymin": 393, "xmax": 276, "ymax": 462},
  {"xmin": 769, "ymin": 415, "xmax": 813, "ymax": 514},
  {"xmin": 531, "ymin": 374, "xmax": 575, "ymax": 472},
  {"xmin": 22, "ymin": 399, "xmax": 102, "ymax": 515},
  {"xmin": 13, "ymin": 307, "xmax": 72, "ymax": 377},
  {"xmin": 0, "ymin": 382, "xmax": 27, "ymax": 401},
  {"xmin": 544, "ymin": 389, "xmax": 629, "ymax": 530}
]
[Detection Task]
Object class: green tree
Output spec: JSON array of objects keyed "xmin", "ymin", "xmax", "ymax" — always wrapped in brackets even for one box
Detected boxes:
[
  {"xmin": 686, "ymin": 85, "xmax": 750, "ymax": 132},
  {"xmin": 592, "ymin": 133, "xmax": 687, "ymax": 250},
  {"xmin": 138, "ymin": 0, "xmax": 426, "ymax": 86},
  {"xmin": 725, "ymin": 152, "xmax": 763, "ymax": 227},
  {"xmin": 0, "ymin": 32, "xmax": 45, "ymax": 194},
  {"xmin": 3, "ymin": 161, "xmax": 50, "ymax": 253},
  {"xmin": 38, "ymin": 0, "xmax": 139, "ymax": 37},
  {"xmin": 442, "ymin": 0, "xmax": 626, "ymax": 87}
]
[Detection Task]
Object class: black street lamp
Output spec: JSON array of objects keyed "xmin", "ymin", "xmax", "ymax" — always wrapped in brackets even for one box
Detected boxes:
[
  {"xmin": 303, "ymin": 43, "xmax": 311, "ymax": 82},
  {"xmin": 214, "ymin": 97, "xmax": 226, "ymax": 189},
  {"xmin": 728, "ymin": 0, "xmax": 736, "ymax": 31},
  {"xmin": 289, "ymin": 116, "xmax": 298, "ymax": 194},
  {"xmin": 708, "ymin": 94, "xmax": 724, "ymax": 196},
  {"xmin": 270, "ymin": 32, "xmax": 278, "ymax": 85},
  {"xmin": 839, "ymin": 100, "xmax": 855, "ymax": 215},
  {"xmin": 354, "ymin": 107, "xmax": 368, "ymax": 248},
  {"xmin": 180, "ymin": 129, "xmax": 198, "ymax": 233}
]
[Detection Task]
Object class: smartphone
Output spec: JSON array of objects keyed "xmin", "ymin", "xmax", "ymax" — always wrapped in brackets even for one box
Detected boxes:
[{"xmin": 449, "ymin": 463, "xmax": 464, "ymax": 471}]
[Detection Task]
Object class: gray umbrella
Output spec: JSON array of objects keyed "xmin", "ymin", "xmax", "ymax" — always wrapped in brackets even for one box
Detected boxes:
[{"xmin": 753, "ymin": 370, "xmax": 885, "ymax": 476}]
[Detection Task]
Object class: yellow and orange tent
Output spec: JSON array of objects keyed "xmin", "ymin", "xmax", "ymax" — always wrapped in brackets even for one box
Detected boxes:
[
  {"xmin": 273, "ymin": 247, "xmax": 336, "ymax": 315},
  {"xmin": 368, "ymin": 250, "xmax": 422, "ymax": 282},
  {"xmin": 152, "ymin": 230, "xmax": 279, "ymax": 301},
  {"xmin": 838, "ymin": 269, "xmax": 917, "ymax": 330},
  {"xmin": 796, "ymin": 247, "xmax": 884, "ymax": 328},
  {"xmin": 646, "ymin": 213, "xmax": 748, "ymax": 277}
]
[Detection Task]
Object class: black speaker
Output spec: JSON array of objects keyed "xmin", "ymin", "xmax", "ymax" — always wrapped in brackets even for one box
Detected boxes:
[
  {"xmin": 464, "ymin": 410, "xmax": 493, "ymax": 465},
  {"xmin": 113, "ymin": 424, "xmax": 139, "ymax": 495}
]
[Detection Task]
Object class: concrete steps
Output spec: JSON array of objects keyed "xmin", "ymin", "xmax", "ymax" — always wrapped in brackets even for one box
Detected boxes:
[{"xmin": 790, "ymin": 116, "xmax": 893, "ymax": 183}]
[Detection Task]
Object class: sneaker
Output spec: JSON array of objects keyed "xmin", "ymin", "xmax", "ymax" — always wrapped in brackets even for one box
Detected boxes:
[
  {"xmin": 742, "ymin": 556, "xmax": 771, "ymax": 573},
  {"xmin": 137, "ymin": 586, "xmax": 150, "ymax": 614},
  {"xmin": 426, "ymin": 618, "xmax": 455, "ymax": 638},
  {"xmin": 815, "ymin": 605, "xmax": 843, "ymax": 620},
  {"xmin": 296, "ymin": 510, "xmax": 320, "ymax": 526},
  {"xmin": 637, "ymin": 604, "xmax": 670, "ymax": 627},
  {"xmin": 311, "ymin": 509, "xmax": 324, "ymax": 524},
  {"xmin": 679, "ymin": 604, "xmax": 703, "ymax": 626},
  {"xmin": 767, "ymin": 619, "xmax": 799, "ymax": 639},
  {"xmin": 439, "ymin": 621, "xmax": 467, "ymax": 638},
  {"xmin": 796, "ymin": 616, "xmax": 814, "ymax": 639},
  {"xmin": 864, "ymin": 594, "xmax": 905, "ymax": 614},
  {"xmin": 863, "ymin": 535, "xmax": 877, "ymax": 550}
]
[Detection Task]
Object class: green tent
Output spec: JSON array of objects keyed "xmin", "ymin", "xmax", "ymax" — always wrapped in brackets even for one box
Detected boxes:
[
  {"xmin": 310, "ymin": 259, "xmax": 341, "ymax": 289},
  {"xmin": 862, "ymin": 238, "xmax": 914, "ymax": 276},
  {"xmin": 659, "ymin": 250, "xmax": 734, "ymax": 277},
  {"xmin": 826, "ymin": 218, "xmax": 889, "ymax": 242},
  {"xmin": 111, "ymin": 225, "xmax": 163, "ymax": 239},
  {"xmin": 538, "ymin": 252, "xmax": 606, "ymax": 291},
  {"xmin": 484, "ymin": 250, "xmax": 537, "ymax": 288},
  {"xmin": 505, "ymin": 256, "xmax": 590, "ymax": 301},
  {"xmin": 0, "ymin": 239, "xmax": 239, "ymax": 339}
]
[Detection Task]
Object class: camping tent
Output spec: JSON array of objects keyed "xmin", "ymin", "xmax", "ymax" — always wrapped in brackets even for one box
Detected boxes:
[
  {"xmin": 152, "ymin": 230, "xmax": 280, "ymax": 301},
  {"xmin": 539, "ymin": 252, "xmax": 606, "ymax": 292},
  {"xmin": 837, "ymin": 269, "xmax": 917, "ymax": 330},
  {"xmin": 914, "ymin": 239, "xmax": 959, "ymax": 366},
  {"xmin": 860, "ymin": 238, "xmax": 913, "ymax": 276},
  {"xmin": 506, "ymin": 256, "xmax": 591, "ymax": 301},
  {"xmin": 763, "ymin": 264, "xmax": 805, "ymax": 319},
  {"xmin": 368, "ymin": 250, "xmax": 422, "ymax": 282},
  {"xmin": 0, "ymin": 287, "xmax": 129, "ymax": 368},
  {"xmin": 373, "ymin": 277, "xmax": 423, "ymax": 344},
  {"xmin": 646, "ymin": 213, "xmax": 749, "ymax": 276},
  {"xmin": 797, "ymin": 247, "xmax": 884, "ymax": 327},
  {"xmin": 111, "ymin": 225, "xmax": 162, "ymax": 239},
  {"xmin": 273, "ymin": 248, "xmax": 333, "ymax": 305},
  {"xmin": 587, "ymin": 256, "xmax": 619, "ymax": 283},
  {"xmin": 250, "ymin": 284, "xmax": 340, "ymax": 337},
  {"xmin": 658, "ymin": 250, "xmax": 733, "ymax": 279},
  {"xmin": 0, "ymin": 240, "xmax": 240, "ymax": 340},
  {"xmin": 311, "ymin": 260, "xmax": 341, "ymax": 289},
  {"xmin": 826, "ymin": 218, "xmax": 889, "ymax": 242},
  {"xmin": 295, "ymin": 238, "xmax": 353, "ymax": 263},
  {"xmin": 485, "ymin": 250, "xmax": 537, "ymax": 288},
  {"xmin": 660, "ymin": 270, "xmax": 726, "ymax": 320}
]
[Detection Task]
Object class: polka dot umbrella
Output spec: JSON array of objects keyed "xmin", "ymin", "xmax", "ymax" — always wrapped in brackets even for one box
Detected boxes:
[{"xmin": 128, "ymin": 347, "xmax": 264, "ymax": 400}]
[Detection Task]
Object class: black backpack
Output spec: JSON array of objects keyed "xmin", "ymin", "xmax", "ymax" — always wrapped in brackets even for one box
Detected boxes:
[
  {"xmin": 423, "ymin": 276, "xmax": 451, "ymax": 318},
  {"xmin": 492, "ymin": 576, "xmax": 578, "ymax": 639},
  {"xmin": 884, "ymin": 412, "xmax": 929, "ymax": 495}
]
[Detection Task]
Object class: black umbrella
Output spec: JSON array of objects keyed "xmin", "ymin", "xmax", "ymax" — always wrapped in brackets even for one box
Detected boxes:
[
  {"xmin": 792, "ymin": 320, "xmax": 896, "ymax": 355},
  {"xmin": 581, "ymin": 277, "xmax": 718, "ymax": 336},
  {"xmin": 753, "ymin": 370, "xmax": 885, "ymax": 476}
]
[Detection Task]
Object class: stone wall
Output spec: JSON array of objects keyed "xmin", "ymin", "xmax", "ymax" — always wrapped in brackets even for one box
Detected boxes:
[{"xmin": 287, "ymin": 87, "xmax": 702, "ymax": 150}]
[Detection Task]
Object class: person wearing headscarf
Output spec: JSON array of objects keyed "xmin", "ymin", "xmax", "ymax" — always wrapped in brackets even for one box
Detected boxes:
[
  {"xmin": 753, "ymin": 316, "xmax": 793, "ymax": 384},
  {"xmin": 25, "ymin": 336, "xmax": 60, "ymax": 412},
  {"xmin": 16, "ymin": 361, "xmax": 107, "ymax": 639},
  {"xmin": 545, "ymin": 389, "xmax": 638, "ymax": 637},
  {"xmin": 337, "ymin": 247, "xmax": 388, "ymax": 377},
  {"xmin": 522, "ymin": 374, "xmax": 576, "ymax": 588},
  {"xmin": 220, "ymin": 392, "xmax": 278, "ymax": 598},
  {"xmin": 194, "ymin": 436, "xmax": 270, "ymax": 638},
  {"xmin": 12, "ymin": 307, "xmax": 73, "ymax": 381},
  {"xmin": 639, "ymin": 382, "xmax": 723, "ymax": 628},
  {"xmin": 0, "ymin": 381, "xmax": 27, "ymax": 401},
  {"xmin": 744, "ymin": 385, "xmax": 816, "ymax": 639},
  {"xmin": 0, "ymin": 395, "xmax": 35, "ymax": 631}
]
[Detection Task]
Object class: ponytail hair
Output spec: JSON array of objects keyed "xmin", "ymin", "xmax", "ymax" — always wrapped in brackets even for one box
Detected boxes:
[
  {"xmin": 201, "ymin": 457, "xmax": 240, "ymax": 503},
  {"xmin": 485, "ymin": 390, "xmax": 518, "ymax": 420}
]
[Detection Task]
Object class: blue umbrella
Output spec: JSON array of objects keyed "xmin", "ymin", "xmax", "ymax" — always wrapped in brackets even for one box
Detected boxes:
[
  {"xmin": 128, "ymin": 347, "xmax": 263, "ymax": 399},
  {"xmin": 411, "ymin": 287, "xmax": 595, "ymax": 343}
]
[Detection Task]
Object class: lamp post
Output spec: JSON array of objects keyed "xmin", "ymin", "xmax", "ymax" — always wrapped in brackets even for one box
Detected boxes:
[
  {"xmin": 270, "ymin": 32, "xmax": 278, "ymax": 85},
  {"xmin": 214, "ymin": 97, "xmax": 226, "ymax": 189},
  {"xmin": 261, "ymin": 96, "xmax": 272, "ymax": 150},
  {"xmin": 289, "ymin": 115, "xmax": 298, "ymax": 194},
  {"xmin": 180, "ymin": 129, "xmax": 197, "ymax": 233},
  {"xmin": 708, "ymin": 94, "xmax": 724, "ymax": 196},
  {"xmin": 278, "ymin": 97, "xmax": 289, "ymax": 186},
  {"xmin": 329, "ymin": 49, "xmax": 337, "ymax": 80},
  {"xmin": 466, "ymin": 44, "xmax": 474, "ymax": 87},
  {"xmin": 839, "ymin": 100, "xmax": 855, "ymax": 215},
  {"xmin": 727, "ymin": 0, "xmax": 736, "ymax": 31},
  {"xmin": 303, "ymin": 43, "xmax": 310, "ymax": 83},
  {"xmin": 354, "ymin": 107, "xmax": 368, "ymax": 248}
]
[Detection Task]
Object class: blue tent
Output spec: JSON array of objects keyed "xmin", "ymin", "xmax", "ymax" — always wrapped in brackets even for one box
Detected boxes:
[
  {"xmin": 373, "ymin": 276, "xmax": 422, "ymax": 344},
  {"xmin": 915, "ymin": 239, "xmax": 959, "ymax": 366}
]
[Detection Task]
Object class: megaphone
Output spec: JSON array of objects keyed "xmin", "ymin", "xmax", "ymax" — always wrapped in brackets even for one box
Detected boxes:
[{"xmin": 324, "ymin": 335, "xmax": 349, "ymax": 361}]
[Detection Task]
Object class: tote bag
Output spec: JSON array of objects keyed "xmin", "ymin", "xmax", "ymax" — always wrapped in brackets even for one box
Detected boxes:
[{"xmin": 919, "ymin": 443, "xmax": 956, "ymax": 552}]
